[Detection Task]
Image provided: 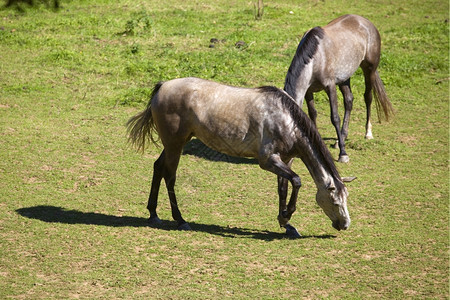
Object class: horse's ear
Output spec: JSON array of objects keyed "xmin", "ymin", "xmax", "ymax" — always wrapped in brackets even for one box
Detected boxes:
[{"xmin": 342, "ymin": 176, "xmax": 357, "ymax": 182}]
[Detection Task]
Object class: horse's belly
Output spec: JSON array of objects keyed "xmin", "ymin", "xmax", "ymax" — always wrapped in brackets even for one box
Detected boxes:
[{"xmin": 334, "ymin": 59, "xmax": 361, "ymax": 84}]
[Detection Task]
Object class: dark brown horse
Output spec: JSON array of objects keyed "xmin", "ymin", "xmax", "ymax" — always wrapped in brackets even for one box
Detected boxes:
[
  {"xmin": 127, "ymin": 77, "xmax": 352, "ymax": 238},
  {"xmin": 284, "ymin": 14, "xmax": 394, "ymax": 163}
]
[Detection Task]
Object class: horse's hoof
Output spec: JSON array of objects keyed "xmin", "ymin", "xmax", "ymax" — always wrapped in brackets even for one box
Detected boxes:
[
  {"xmin": 285, "ymin": 224, "xmax": 302, "ymax": 239},
  {"xmin": 178, "ymin": 222, "xmax": 192, "ymax": 231},
  {"xmin": 365, "ymin": 134, "xmax": 374, "ymax": 140},
  {"xmin": 338, "ymin": 155, "xmax": 350, "ymax": 163},
  {"xmin": 148, "ymin": 216, "xmax": 162, "ymax": 226}
]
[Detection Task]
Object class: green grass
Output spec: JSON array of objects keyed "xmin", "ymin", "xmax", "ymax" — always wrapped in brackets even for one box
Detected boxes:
[{"xmin": 0, "ymin": 0, "xmax": 448, "ymax": 298}]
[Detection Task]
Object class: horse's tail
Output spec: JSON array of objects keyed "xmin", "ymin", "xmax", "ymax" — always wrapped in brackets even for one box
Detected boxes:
[
  {"xmin": 373, "ymin": 70, "xmax": 394, "ymax": 121},
  {"xmin": 126, "ymin": 82, "xmax": 164, "ymax": 152}
]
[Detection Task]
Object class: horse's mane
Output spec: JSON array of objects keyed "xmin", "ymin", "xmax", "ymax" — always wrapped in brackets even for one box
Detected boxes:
[
  {"xmin": 258, "ymin": 86, "xmax": 344, "ymax": 189},
  {"xmin": 283, "ymin": 26, "xmax": 325, "ymax": 99}
]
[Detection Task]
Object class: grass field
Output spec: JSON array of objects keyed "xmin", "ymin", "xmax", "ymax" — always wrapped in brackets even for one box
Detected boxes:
[{"xmin": 0, "ymin": 0, "xmax": 448, "ymax": 298}]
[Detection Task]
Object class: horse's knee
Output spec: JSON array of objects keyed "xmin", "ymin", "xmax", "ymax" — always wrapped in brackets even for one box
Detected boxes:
[{"xmin": 292, "ymin": 176, "xmax": 301, "ymax": 190}]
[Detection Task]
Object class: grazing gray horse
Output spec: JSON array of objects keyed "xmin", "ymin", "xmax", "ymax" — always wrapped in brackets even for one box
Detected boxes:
[
  {"xmin": 284, "ymin": 14, "xmax": 394, "ymax": 163},
  {"xmin": 127, "ymin": 77, "xmax": 352, "ymax": 238}
]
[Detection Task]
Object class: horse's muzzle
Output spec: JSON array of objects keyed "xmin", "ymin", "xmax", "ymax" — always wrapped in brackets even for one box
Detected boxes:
[{"xmin": 332, "ymin": 220, "xmax": 350, "ymax": 231}]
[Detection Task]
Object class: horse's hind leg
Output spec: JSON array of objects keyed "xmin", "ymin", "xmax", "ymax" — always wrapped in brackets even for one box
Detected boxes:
[
  {"xmin": 339, "ymin": 79, "xmax": 354, "ymax": 142},
  {"xmin": 162, "ymin": 146, "xmax": 190, "ymax": 230},
  {"xmin": 362, "ymin": 64, "xmax": 376, "ymax": 139},
  {"xmin": 147, "ymin": 151, "xmax": 165, "ymax": 225},
  {"xmin": 148, "ymin": 145, "xmax": 189, "ymax": 230},
  {"xmin": 147, "ymin": 151, "xmax": 166, "ymax": 225}
]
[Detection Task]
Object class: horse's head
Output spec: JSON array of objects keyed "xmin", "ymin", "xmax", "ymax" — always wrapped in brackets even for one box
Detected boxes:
[{"xmin": 316, "ymin": 180, "xmax": 351, "ymax": 231}]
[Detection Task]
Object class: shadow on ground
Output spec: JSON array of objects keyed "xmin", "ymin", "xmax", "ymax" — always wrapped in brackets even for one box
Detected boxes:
[
  {"xmin": 182, "ymin": 139, "xmax": 258, "ymax": 165},
  {"xmin": 16, "ymin": 205, "xmax": 336, "ymax": 241}
]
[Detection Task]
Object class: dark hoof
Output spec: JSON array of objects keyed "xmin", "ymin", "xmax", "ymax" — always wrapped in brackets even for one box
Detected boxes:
[
  {"xmin": 178, "ymin": 222, "xmax": 192, "ymax": 231},
  {"xmin": 148, "ymin": 216, "xmax": 162, "ymax": 226},
  {"xmin": 285, "ymin": 224, "xmax": 302, "ymax": 239}
]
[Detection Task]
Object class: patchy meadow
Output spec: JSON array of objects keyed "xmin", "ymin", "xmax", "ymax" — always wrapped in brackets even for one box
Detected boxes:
[{"xmin": 0, "ymin": 0, "xmax": 448, "ymax": 298}]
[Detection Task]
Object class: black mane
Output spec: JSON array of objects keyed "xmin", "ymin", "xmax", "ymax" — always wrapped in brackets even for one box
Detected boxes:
[
  {"xmin": 283, "ymin": 26, "xmax": 325, "ymax": 99},
  {"xmin": 258, "ymin": 86, "xmax": 344, "ymax": 188}
]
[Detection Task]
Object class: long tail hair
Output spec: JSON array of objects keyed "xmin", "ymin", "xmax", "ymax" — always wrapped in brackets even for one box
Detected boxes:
[
  {"xmin": 126, "ymin": 82, "xmax": 164, "ymax": 152},
  {"xmin": 373, "ymin": 70, "xmax": 394, "ymax": 121}
]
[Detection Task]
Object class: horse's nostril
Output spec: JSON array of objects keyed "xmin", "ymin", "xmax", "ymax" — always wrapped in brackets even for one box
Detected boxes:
[{"xmin": 341, "ymin": 220, "xmax": 350, "ymax": 230}]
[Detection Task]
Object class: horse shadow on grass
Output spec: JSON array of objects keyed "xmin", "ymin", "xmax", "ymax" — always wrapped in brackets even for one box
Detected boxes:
[
  {"xmin": 182, "ymin": 139, "xmax": 258, "ymax": 164},
  {"xmin": 16, "ymin": 205, "xmax": 336, "ymax": 241}
]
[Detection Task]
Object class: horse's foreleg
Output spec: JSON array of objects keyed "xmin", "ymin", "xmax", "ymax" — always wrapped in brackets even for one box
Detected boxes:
[
  {"xmin": 277, "ymin": 159, "xmax": 293, "ymax": 226},
  {"xmin": 339, "ymin": 80, "xmax": 354, "ymax": 141},
  {"xmin": 277, "ymin": 175, "xmax": 288, "ymax": 223},
  {"xmin": 305, "ymin": 92, "xmax": 317, "ymax": 127},
  {"xmin": 283, "ymin": 173, "xmax": 302, "ymax": 238},
  {"xmin": 326, "ymin": 85, "xmax": 349, "ymax": 163},
  {"xmin": 261, "ymin": 155, "xmax": 302, "ymax": 238},
  {"xmin": 147, "ymin": 151, "xmax": 165, "ymax": 225}
]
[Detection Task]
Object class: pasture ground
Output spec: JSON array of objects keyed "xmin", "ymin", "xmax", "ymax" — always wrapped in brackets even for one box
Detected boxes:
[{"xmin": 0, "ymin": 0, "xmax": 448, "ymax": 298}]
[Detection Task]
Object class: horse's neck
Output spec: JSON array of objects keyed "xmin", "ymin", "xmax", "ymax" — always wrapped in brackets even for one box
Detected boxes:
[
  {"xmin": 285, "ymin": 64, "xmax": 313, "ymax": 108},
  {"xmin": 296, "ymin": 138, "xmax": 335, "ymax": 190}
]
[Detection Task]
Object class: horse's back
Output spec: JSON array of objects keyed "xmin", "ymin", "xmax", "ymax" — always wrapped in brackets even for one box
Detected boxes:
[
  {"xmin": 154, "ymin": 77, "xmax": 257, "ymax": 121},
  {"xmin": 316, "ymin": 14, "xmax": 381, "ymax": 84},
  {"xmin": 325, "ymin": 14, "xmax": 374, "ymax": 28}
]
